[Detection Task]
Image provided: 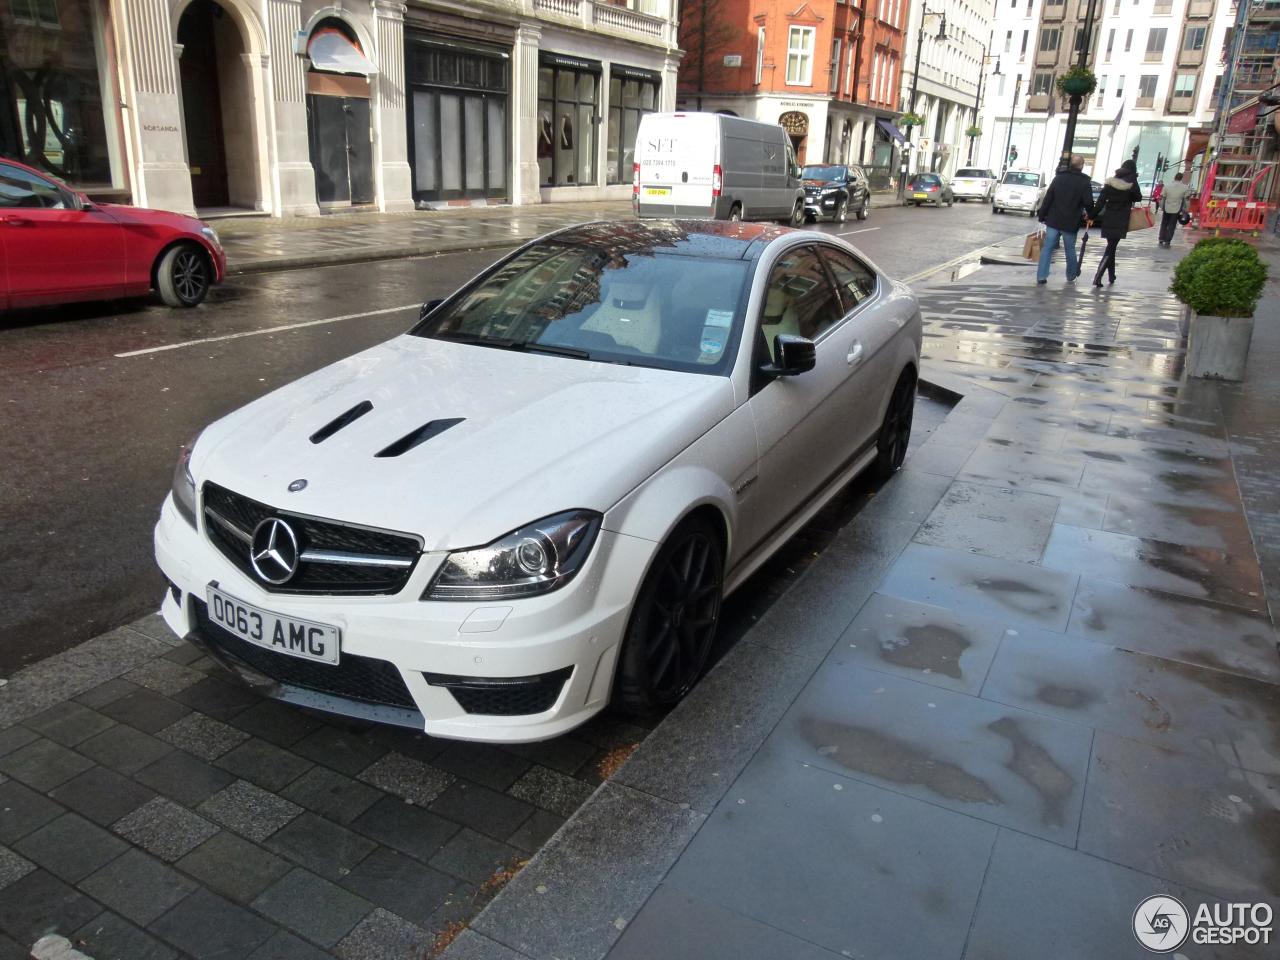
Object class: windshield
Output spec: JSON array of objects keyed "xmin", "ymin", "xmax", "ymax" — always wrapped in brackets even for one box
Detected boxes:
[
  {"xmin": 955, "ymin": 168, "xmax": 990, "ymax": 179},
  {"xmin": 1002, "ymin": 172, "xmax": 1040, "ymax": 187},
  {"xmin": 802, "ymin": 165, "xmax": 846, "ymax": 181},
  {"xmin": 412, "ymin": 242, "xmax": 751, "ymax": 374}
]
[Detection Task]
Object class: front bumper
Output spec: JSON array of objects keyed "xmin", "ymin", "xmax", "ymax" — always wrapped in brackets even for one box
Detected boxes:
[
  {"xmin": 154, "ymin": 494, "xmax": 653, "ymax": 742},
  {"xmin": 803, "ymin": 193, "xmax": 843, "ymax": 218}
]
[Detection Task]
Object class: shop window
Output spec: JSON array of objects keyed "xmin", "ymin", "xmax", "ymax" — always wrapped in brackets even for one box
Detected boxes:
[
  {"xmin": 538, "ymin": 57, "xmax": 601, "ymax": 186},
  {"xmin": 1, "ymin": 0, "xmax": 123, "ymax": 190},
  {"xmin": 607, "ymin": 70, "xmax": 659, "ymax": 184},
  {"xmin": 406, "ymin": 34, "xmax": 509, "ymax": 203}
]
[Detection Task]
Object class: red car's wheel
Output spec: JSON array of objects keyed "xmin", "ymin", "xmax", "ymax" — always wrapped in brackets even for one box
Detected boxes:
[{"xmin": 157, "ymin": 244, "xmax": 211, "ymax": 308}]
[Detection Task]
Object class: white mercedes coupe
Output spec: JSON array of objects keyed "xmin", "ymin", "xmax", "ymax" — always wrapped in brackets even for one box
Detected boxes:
[{"xmin": 154, "ymin": 220, "xmax": 922, "ymax": 742}]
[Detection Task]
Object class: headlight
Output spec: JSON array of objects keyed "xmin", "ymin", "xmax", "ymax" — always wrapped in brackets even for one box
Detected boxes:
[
  {"xmin": 171, "ymin": 433, "xmax": 200, "ymax": 528},
  {"xmin": 200, "ymin": 226, "xmax": 222, "ymax": 251},
  {"xmin": 425, "ymin": 510, "xmax": 602, "ymax": 601}
]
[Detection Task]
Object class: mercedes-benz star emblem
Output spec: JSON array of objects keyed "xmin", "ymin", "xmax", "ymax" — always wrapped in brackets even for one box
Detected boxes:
[
  {"xmin": 250, "ymin": 518, "xmax": 300, "ymax": 584},
  {"xmin": 288, "ymin": 478, "xmax": 308, "ymax": 493}
]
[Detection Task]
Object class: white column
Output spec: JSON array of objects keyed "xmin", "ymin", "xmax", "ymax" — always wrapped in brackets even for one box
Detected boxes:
[
  {"xmin": 511, "ymin": 23, "xmax": 542, "ymax": 205},
  {"xmin": 374, "ymin": 0, "xmax": 415, "ymax": 212},
  {"xmin": 660, "ymin": 53, "xmax": 680, "ymax": 111},
  {"xmin": 266, "ymin": 0, "xmax": 319, "ymax": 215},
  {"xmin": 117, "ymin": 0, "xmax": 193, "ymax": 213}
]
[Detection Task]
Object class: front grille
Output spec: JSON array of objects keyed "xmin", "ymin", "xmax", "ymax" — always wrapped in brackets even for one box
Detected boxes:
[
  {"xmin": 424, "ymin": 668, "xmax": 573, "ymax": 716},
  {"xmin": 192, "ymin": 600, "xmax": 417, "ymax": 709},
  {"xmin": 202, "ymin": 482, "xmax": 420, "ymax": 595}
]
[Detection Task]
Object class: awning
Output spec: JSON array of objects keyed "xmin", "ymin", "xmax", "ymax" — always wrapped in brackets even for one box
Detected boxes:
[
  {"xmin": 1185, "ymin": 128, "xmax": 1211, "ymax": 163},
  {"xmin": 876, "ymin": 118, "xmax": 906, "ymax": 145},
  {"xmin": 308, "ymin": 27, "xmax": 377, "ymax": 77}
]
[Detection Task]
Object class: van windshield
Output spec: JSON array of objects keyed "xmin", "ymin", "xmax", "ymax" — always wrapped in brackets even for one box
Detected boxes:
[{"xmin": 1002, "ymin": 172, "xmax": 1040, "ymax": 187}]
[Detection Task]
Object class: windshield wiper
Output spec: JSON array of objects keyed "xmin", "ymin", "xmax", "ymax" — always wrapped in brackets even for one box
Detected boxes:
[{"xmin": 435, "ymin": 331, "xmax": 591, "ymax": 360}]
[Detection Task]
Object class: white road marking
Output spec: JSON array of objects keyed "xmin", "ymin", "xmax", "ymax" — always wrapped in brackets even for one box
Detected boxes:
[
  {"xmin": 837, "ymin": 227, "xmax": 880, "ymax": 236},
  {"xmin": 903, "ymin": 237, "xmax": 1009, "ymax": 284},
  {"xmin": 114, "ymin": 304, "xmax": 420, "ymax": 358}
]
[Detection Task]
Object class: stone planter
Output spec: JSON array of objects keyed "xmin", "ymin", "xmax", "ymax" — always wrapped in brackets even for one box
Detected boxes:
[
  {"xmin": 1179, "ymin": 303, "xmax": 1192, "ymax": 338},
  {"xmin": 1186, "ymin": 311, "xmax": 1254, "ymax": 380}
]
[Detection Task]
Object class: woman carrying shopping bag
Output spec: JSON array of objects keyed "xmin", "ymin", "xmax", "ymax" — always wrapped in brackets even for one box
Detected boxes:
[{"xmin": 1090, "ymin": 158, "xmax": 1144, "ymax": 287}]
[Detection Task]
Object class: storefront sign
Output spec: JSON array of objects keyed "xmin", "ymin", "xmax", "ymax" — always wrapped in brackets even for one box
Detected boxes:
[
  {"xmin": 540, "ymin": 52, "xmax": 601, "ymax": 73},
  {"xmin": 612, "ymin": 64, "xmax": 661, "ymax": 83},
  {"xmin": 778, "ymin": 110, "xmax": 808, "ymax": 136}
]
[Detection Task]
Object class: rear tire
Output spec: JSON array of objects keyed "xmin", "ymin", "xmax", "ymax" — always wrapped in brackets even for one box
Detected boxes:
[
  {"xmin": 873, "ymin": 370, "xmax": 917, "ymax": 481},
  {"xmin": 614, "ymin": 517, "xmax": 724, "ymax": 717},
  {"xmin": 156, "ymin": 244, "xmax": 211, "ymax": 308},
  {"xmin": 729, "ymin": 203, "xmax": 742, "ymax": 222}
]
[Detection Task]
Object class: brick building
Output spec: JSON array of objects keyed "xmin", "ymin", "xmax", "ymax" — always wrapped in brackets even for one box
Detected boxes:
[{"xmin": 677, "ymin": 0, "xmax": 910, "ymax": 186}]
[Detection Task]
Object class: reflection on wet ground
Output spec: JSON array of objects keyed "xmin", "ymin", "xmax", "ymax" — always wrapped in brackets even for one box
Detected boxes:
[{"xmin": 748, "ymin": 266, "xmax": 1280, "ymax": 924}]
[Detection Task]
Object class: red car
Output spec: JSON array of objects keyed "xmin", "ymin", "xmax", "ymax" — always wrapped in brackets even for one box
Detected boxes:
[{"xmin": 0, "ymin": 158, "xmax": 226, "ymax": 311}]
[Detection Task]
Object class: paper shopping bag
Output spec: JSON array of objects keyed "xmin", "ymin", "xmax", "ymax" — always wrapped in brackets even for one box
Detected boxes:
[
  {"xmin": 1128, "ymin": 206, "xmax": 1155, "ymax": 231},
  {"xmin": 1023, "ymin": 232, "xmax": 1043, "ymax": 260}
]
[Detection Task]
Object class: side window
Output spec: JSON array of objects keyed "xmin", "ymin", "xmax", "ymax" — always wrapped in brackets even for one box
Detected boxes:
[
  {"xmin": 0, "ymin": 164, "xmax": 67, "ymax": 209},
  {"xmin": 760, "ymin": 246, "xmax": 843, "ymax": 359},
  {"xmin": 820, "ymin": 247, "xmax": 878, "ymax": 313}
]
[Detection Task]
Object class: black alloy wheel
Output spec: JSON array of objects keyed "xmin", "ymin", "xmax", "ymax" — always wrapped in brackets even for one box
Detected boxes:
[
  {"xmin": 873, "ymin": 370, "xmax": 917, "ymax": 480},
  {"xmin": 157, "ymin": 244, "xmax": 211, "ymax": 307},
  {"xmin": 615, "ymin": 518, "xmax": 724, "ymax": 715},
  {"xmin": 857, "ymin": 198, "xmax": 870, "ymax": 220},
  {"xmin": 835, "ymin": 198, "xmax": 849, "ymax": 223}
]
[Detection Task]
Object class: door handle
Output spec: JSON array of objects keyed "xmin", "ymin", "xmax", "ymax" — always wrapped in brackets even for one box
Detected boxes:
[
  {"xmin": 0, "ymin": 215, "xmax": 31, "ymax": 226},
  {"xmin": 847, "ymin": 341, "xmax": 864, "ymax": 366}
]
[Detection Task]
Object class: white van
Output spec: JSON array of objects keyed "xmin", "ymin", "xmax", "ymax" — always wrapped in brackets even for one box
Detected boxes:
[{"xmin": 633, "ymin": 112, "xmax": 805, "ymax": 224}]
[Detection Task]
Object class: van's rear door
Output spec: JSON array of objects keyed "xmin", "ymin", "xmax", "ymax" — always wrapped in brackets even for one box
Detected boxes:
[{"xmin": 635, "ymin": 113, "xmax": 717, "ymax": 217}]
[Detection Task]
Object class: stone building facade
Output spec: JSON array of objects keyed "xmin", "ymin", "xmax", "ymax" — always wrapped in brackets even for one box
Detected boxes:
[{"xmin": 0, "ymin": 0, "xmax": 679, "ymax": 215}]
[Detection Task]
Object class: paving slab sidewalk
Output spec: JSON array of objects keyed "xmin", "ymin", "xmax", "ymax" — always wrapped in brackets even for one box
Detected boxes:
[
  {"xmin": 446, "ymin": 230, "xmax": 1280, "ymax": 960},
  {"xmin": 214, "ymin": 201, "xmax": 636, "ymax": 274}
]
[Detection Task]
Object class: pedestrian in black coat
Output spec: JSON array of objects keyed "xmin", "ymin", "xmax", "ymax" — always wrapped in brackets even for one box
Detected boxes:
[{"xmin": 1090, "ymin": 159, "xmax": 1143, "ymax": 286}]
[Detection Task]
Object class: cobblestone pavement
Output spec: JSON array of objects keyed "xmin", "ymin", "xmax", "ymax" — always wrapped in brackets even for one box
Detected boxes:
[{"xmin": 446, "ymin": 233, "xmax": 1280, "ymax": 960}]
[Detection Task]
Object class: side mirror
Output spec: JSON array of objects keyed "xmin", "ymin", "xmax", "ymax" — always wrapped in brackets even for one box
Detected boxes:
[
  {"xmin": 418, "ymin": 298, "xmax": 444, "ymax": 322},
  {"xmin": 760, "ymin": 334, "xmax": 816, "ymax": 377}
]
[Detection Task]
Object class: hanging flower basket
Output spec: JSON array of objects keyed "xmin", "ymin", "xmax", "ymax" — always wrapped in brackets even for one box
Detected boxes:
[
  {"xmin": 965, "ymin": 125, "xmax": 983, "ymax": 138},
  {"xmin": 899, "ymin": 112, "xmax": 925, "ymax": 129},
  {"xmin": 1056, "ymin": 68, "xmax": 1097, "ymax": 98}
]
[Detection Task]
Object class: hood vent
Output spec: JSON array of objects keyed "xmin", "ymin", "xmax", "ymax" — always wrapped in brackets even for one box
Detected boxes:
[
  {"xmin": 375, "ymin": 418, "xmax": 465, "ymax": 458},
  {"xmin": 311, "ymin": 400, "xmax": 374, "ymax": 444}
]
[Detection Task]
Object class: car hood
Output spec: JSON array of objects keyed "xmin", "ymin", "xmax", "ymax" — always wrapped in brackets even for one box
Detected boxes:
[
  {"xmin": 101, "ymin": 202, "xmax": 206, "ymax": 233},
  {"xmin": 191, "ymin": 336, "xmax": 736, "ymax": 550}
]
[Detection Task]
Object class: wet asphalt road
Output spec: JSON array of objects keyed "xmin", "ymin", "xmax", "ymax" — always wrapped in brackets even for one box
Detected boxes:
[{"xmin": 0, "ymin": 200, "xmax": 1034, "ymax": 675}]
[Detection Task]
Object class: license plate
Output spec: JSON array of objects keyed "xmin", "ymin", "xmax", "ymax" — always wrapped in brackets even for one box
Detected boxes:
[
  {"xmin": 206, "ymin": 587, "xmax": 340, "ymax": 664},
  {"xmin": 913, "ymin": 193, "xmax": 928, "ymax": 199},
  {"xmin": 643, "ymin": 186, "xmax": 670, "ymax": 197}
]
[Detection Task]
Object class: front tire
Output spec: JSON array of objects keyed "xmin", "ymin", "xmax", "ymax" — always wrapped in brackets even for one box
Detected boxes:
[
  {"xmin": 789, "ymin": 200, "xmax": 804, "ymax": 227},
  {"xmin": 156, "ymin": 244, "xmax": 211, "ymax": 308},
  {"xmin": 873, "ymin": 370, "xmax": 917, "ymax": 481},
  {"xmin": 834, "ymin": 198, "xmax": 849, "ymax": 224},
  {"xmin": 856, "ymin": 199, "xmax": 869, "ymax": 220},
  {"xmin": 614, "ymin": 517, "xmax": 724, "ymax": 717}
]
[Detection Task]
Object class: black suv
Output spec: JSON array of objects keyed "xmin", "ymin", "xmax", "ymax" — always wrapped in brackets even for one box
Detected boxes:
[{"xmin": 801, "ymin": 164, "xmax": 871, "ymax": 224}]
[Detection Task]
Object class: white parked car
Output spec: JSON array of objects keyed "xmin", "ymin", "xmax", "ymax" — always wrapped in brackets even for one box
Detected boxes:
[
  {"xmin": 992, "ymin": 169, "xmax": 1047, "ymax": 217},
  {"xmin": 154, "ymin": 221, "xmax": 922, "ymax": 742},
  {"xmin": 951, "ymin": 167, "xmax": 996, "ymax": 202}
]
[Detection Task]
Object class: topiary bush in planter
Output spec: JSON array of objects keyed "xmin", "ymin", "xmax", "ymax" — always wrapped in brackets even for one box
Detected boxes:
[
  {"xmin": 1171, "ymin": 238, "xmax": 1267, "ymax": 318},
  {"xmin": 1171, "ymin": 238, "xmax": 1269, "ymax": 380}
]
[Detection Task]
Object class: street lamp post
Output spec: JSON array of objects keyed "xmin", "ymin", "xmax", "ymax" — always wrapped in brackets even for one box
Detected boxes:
[
  {"xmin": 1057, "ymin": 0, "xmax": 1101, "ymax": 170},
  {"xmin": 1001, "ymin": 73, "xmax": 1022, "ymax": 178},
  {"xmin": 898, "ymin": 4, "xmax": 948, "ymax": 201},
  {"xmin": 968, "ymin": 46, "xmax": 990, "ymax": 164}
]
